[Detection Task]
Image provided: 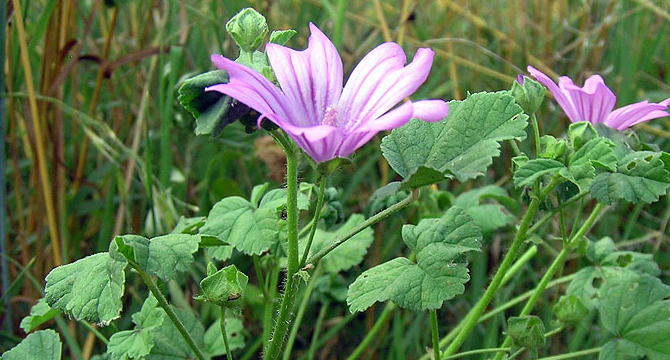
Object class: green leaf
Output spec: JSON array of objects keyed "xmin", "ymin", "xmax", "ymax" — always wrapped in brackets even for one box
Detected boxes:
[
  {"xmin": 177, "ymin": 70, "xmax": 251, "ymax": 137},
  {"xmin": 200, "ymin": 196, "xmax": 278, "ymax": 255},
  {"xmin": 45, "ymin": 253, "xmax": 125, "ymax": 325},
  {"xmin": 598, "ymin": 272, "xmax": 670, "ymax": 360},
  {"xmin": 347, "ymin": 207, "xmax": 481, "ymax": 312},
  {"xmin": 398, "ymin": 166, "xmax": 449, "ymax": 190},
  {"xmin": 567, "ymin": 137, "xmax": 616, "ymax": 190},
  {"xmin": 204, "ymin": 316, "xmax": 245, "ymax": 356},
  {"xmin": 568, "ymin": 122, "xmax": 598, "ymax": 150},
  {"xmin": 107, "ymin": 296, "xmax": 165, "ymax": 360},
  {"xmin": 1, "ymin": 329, "xmax": 62, "ymax": 360},
  {"xmin": 112, "ymin": 234, "xmax": 201, "ymax": 281},
  {"xmin": 146, "ymin": 307, "xmax": 206, "ymax": 360},
  {"xmin": 381, "ymin": 91, "xmax": 528, "ymax": 182},
  {"xmin": 513, "ymin": 159, "xmax": 567, "ymax": 188},
  {"xmin": 553, "ymin": 295, "xmax": 589, "ymax": 323},
  {"xmin": 454, "ymin": 185, "xmax": 515, "ymax": 234},
  {"xmin": 507, "ymin": 315, "xmax": 546, "ymax": 349},
  {"xmin": 269, "ymin": 29, "xmax": 297, "ymax": 45},
  {"xmin": 539, "ymin": 135, "xmax": 568, "ymax": 160},
  {"xmin": 20, "ymin": 298, "xmax": 60, "ymax": 333},
  {"xmin": 591, "ymin": 151, "xmax": 670, "ymax": 204},
  {"xmin": 305, "ymin": 214, "xmax": 374, "ymax": 274},
  {"xmin": 195, "ymin": 264, "xmax": 249, "ymax": 307}
]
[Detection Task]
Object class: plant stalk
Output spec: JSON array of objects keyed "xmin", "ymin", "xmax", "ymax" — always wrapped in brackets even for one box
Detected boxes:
[
  {"xmin": 430, "ymin": 309, "xmax": 441, "ymax": 360},
  {"xmin": 442, "ymin": 176, "xmax": 562, "ymax": 356},
  {"xmin": 345, "ymin": 303, "xmax": 395, "ymax": 360},
  {"xmin": 220, "ymin": 306, "xmax": 233, "ymax": 360},
  {"xmin": 132, "ymin": 263, "xmax": 206, "ymax": 360},
  {"xmin": 300, "ymin": 176, "xmax": 327, "ymax": 267}
]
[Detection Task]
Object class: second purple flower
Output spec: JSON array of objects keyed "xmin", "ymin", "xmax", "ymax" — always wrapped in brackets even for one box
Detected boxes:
[{"xmin": 208, "ymin": 23, "xmax": 449, "ymax": 163}]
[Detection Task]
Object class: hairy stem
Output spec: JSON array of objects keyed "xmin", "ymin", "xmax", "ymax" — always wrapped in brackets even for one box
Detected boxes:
[
  {"xmin": 430, "ymin": 309, "xmax": 441, "ymax": 360},
  {"xmin": 442, "ymin": 176, "xmax": 562, "ymax": 356}
]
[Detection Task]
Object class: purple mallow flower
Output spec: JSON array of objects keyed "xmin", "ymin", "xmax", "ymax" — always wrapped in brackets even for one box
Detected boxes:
[
  {"xmin": 208, "ymin": 23, "xmax": 449, "ymax": 163},
  {"xmin": 527, "ymin": 65, "xmax": 670, "ymax": 131}
]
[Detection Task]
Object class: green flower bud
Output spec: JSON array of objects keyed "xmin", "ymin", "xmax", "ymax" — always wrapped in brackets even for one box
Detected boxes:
[
  {"xmin": 510, "ymin": 74, "xmax": 546, "ymax": 114},
  {"xmin": 226, "ymin": 8, "xmax": 268, "ymax": 53}
]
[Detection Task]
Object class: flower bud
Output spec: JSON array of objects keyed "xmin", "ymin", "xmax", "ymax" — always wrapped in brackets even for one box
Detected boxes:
[
  {"xmin": 226, "ymin": 8, "xmax": 268, "ymax": 53},
  {"xmin": 510, "ymin": 74, "xmax": 546, "ymax": 114}
]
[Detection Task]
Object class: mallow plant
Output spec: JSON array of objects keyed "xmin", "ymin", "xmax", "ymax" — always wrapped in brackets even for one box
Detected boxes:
[{"xmin": 5, "ymin": 8, "xmax": 670, "ymax": 360}]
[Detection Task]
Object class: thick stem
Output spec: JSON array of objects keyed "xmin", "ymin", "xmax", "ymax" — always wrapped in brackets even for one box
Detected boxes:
[
  {"xmin": 442, "ymin": 176, "xmax": 562, "ymax": 356},
  {"xmin": 220, "ymin": 306, "xmax": 233, "ymax": 360},
  {"xmin": 430, "ymin": 310, "xmax": 441, "ymax": 360},
  {"xmin": 265, "ymin": 147, "xmax": 300, "ymax": 360},
  {"xmin": 493, "ymin": 203, "xmax": 606, "ymax": 360},
  {"xmin": 300, "ymin": 176, "xmax": 327, "ymax": 267},
  {"xmin": 308, "ymin": 190, "xmax": 418, "ymax": 265},
  {"xmin": 283, "ymin": 264, "xmax": 323, "ymax": 360},
  {"xmin": 132, "ymin": 263, "xmax": 206, "ymax": 360}
]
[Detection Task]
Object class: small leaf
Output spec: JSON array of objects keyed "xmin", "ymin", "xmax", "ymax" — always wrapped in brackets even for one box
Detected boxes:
[
  {"xmin": 454, "ymin": 185, "xmax": 515, "ymax": 234},
  {"xmin": 381, "ymin": 91, "xmax": 528, "ymax": 183},
  {"xmin": 226, "ymin": 8, "xmax": 268, "ymax": 53},
  {"xmin": 269, "ymin": 29, "xmax": 297, "ymax": 45},
  {"xmin": 507, "ymin": 316, "xmax": 546, "ymax": 349},
  {"xmin": 107, "ymin": 296, "xmax": 164, "ymax": 360},
  {"xmin": 146, "ymin": 307, "xmax": 206, "ymax": 360},
  {"xmin": 347, "ymin": 207, "xmax": 481, "ymax": 311},
  {"xmin": 591, "ymin": 151, "xmax": 670, "ymax": 204},
  {"xmin": 568, "ymin": 122, "xmax": 598, "ymax": 150},
  {"xmin": 45, "ymin": 253, "xmax": 125, "ymax": 325},
  {"xmin": 513, "ymin": 158, "xmax": 567, "ymax": 188},
  {"xmin": 113, "ymin": 234, "xmax": 201, "ymax": 281},
  {"xmin": 195, "ymin": 264, "xmax": 249, "ymax": 307},
  {"xmin": 20, "ymin": 298, "xmax": 60, "ymax": 333},
  {"xmin": 553, "ymin": 295, "xmax": 589, "ymax": 323},
  {"xmin": 200, "ymin": 196, "xmax": 278, "ymax": 255},
  {"xmin": 1, "ymin": 329, "xmax": 62, "ymax": 360},
  {"xmin": 305, "ymin": 214, "xmax": 374, "ymax": 274}
]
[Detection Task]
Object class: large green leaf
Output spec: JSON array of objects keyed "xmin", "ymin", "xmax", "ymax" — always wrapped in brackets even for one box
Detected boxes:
[
  {"xmin": 381, "ymin": 91, "xmax": 527, "ymax": 183},
  {"xmin": 1, "ymin": 329, "xmax": 62, "ymax": 360},
  {"xmin": 347, "ymin": 207, "xmax": 481, "ymax": 312},
  {"xmin": 200, "ymin": 195, "xmax": 279, "ymax": 255},
  {"xmin": 107, "ymin": 296, "xmax": 165, "ymax": 360},
  {"xmin": 591, "ymin": 151, "xmax": 670, "ymax": 204},
  {"xmin": 304, "ymin": 214, "xmax": 374, "ymax": 274},
  {"xmin": 112, "ymin": 234, "xmax": 201, "ymax": 281},
  {"xmin": 598, "ymin": 272, "xmax": 670, "ymax": 360},
  {"xmin": 45, "ymin": 253, "xmax": 125, "ymax": 325}
]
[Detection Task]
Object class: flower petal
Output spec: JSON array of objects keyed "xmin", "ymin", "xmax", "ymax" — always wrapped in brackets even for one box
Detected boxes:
[
  {"xmin": 411, "ymin": 99, "xmax": 449, "ymax": 122},
  {"xmin": 604, "ymin": 99, "xmax": 670, "ymax": 130},
  {"xmin": 208, "ymin": 54, "xmax": 293, "ymax": 121},
  {"xmin": 527, "ymin": 66, "xmax": 580, "ymax": 123},
  {"xmin": 559, "ymin": 74, "xmax": 616, "ymax": 124},
  {"xmin": 340, "ymin": 47, "xmax": 435, "ymax": 132},
  {"xmin": 266, "ymin": 23, "xmax": 343, "ymax": 127},
  {"xmin": 274, "ymin": 121, "xmax": 344, "ymax": 163}
]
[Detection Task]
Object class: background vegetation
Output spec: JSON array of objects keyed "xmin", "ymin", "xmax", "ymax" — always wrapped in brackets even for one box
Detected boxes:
[{"xmin": 2, "ymin": 0, "xmax": 669, "ymax": 358}]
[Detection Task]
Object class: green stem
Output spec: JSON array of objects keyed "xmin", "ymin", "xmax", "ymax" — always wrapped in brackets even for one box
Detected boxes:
[
  {"xmin": 492, "ymin": 203, "xmax": 606, "ymax": 360},
  {"xmin": 308, "ymin": 190, "xmax": 418, "ymax": 265},
  {"xmin": 220, "ymin": 306, "xmax": 233, "ymax": 360},
  {"xmin": 535, "ymin": 347, "xmax": 601, "ymax": 360},
  {"xmin": 132, "ymin": 263, "xmax": 206, "ymax": 360},
  {"xmin": 283, "ymin": 264, "xmax": 323, "ymax": 360},
  {"xmin": 306, "ymin": 302, "xmax": 329, "ymax": 360},
  {"xmin": 501, "ymin": 245, "xmax": 537, "ymax": 286},
  {"xmin": 441, "ymin": 347, "xmax": 511, "ymax": 359},
  {"xmin": 442, "ymin": 176, "xmax": 561, "ymax": 356},
  {"xmin": 263, "ymin": 259, "xmax": 279, "ymax": 346},
  {"xmin": 345, "ymin": 303, "xmax": 395, "ymax": 360},
  {"xmin": 531, "ymin": 113, "xmax": 541, "ymax": 156},
  {"xmin": 265, "ymin": 147, "xmax": 301, "ymax": 360},
  {"xmin": 430, "ymin": 310, "xmax": 441, "ymax": 360},
  {"xmin": 300, "ymin": 176, "xmax": 327, "ymax": 267}
]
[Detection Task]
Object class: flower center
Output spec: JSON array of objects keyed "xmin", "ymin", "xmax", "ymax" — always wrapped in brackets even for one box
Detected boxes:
[{"xmin": 322, "ymin": 106, "xmax": 338, "ymax": 127}]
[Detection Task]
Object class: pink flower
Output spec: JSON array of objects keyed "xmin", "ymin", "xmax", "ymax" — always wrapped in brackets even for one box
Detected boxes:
[
  {"xmin": 528, "ymin": 65, "xmax": 670, "ymax": 131},
  {"xmin": 208, "ymin": 23, "xmax": 449, "ymax": 163}
]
